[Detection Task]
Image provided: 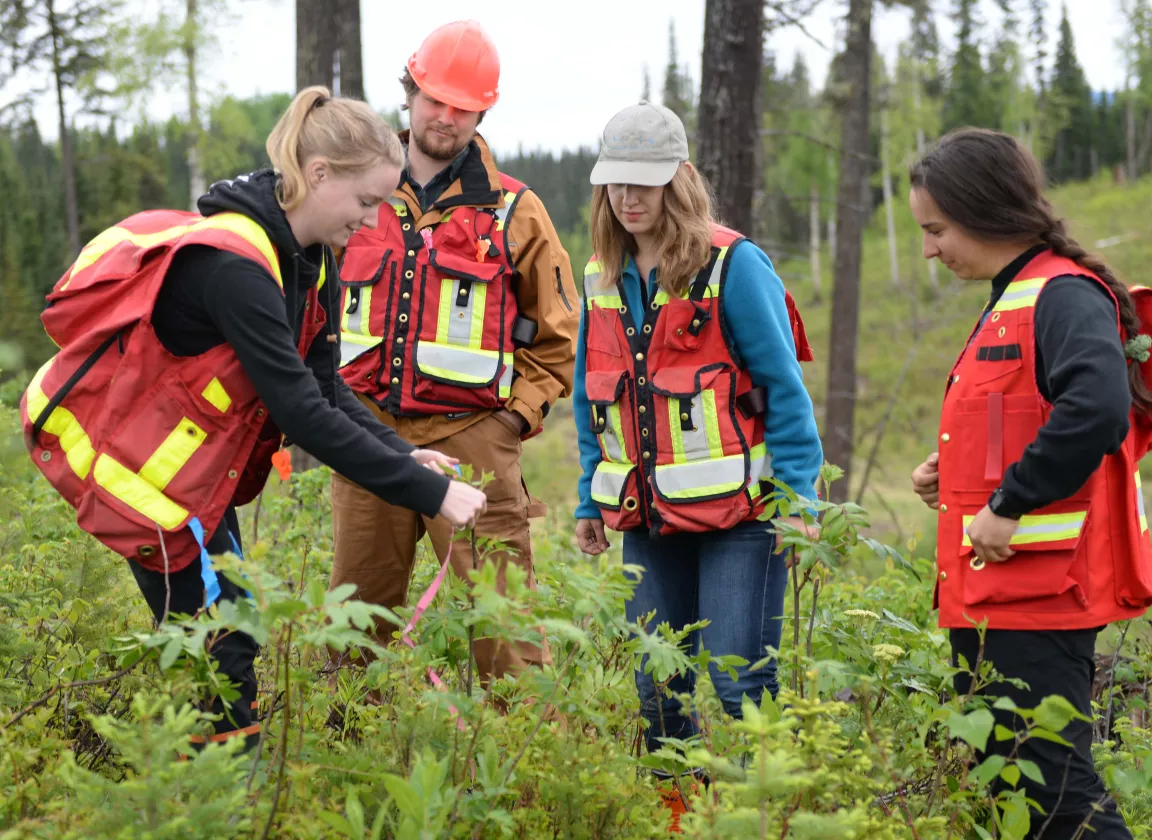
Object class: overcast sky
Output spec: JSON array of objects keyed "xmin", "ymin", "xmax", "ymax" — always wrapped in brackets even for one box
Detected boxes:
[{"xmin": 12, "ymin": 0, "xmax": 1127, "ymax": 158}]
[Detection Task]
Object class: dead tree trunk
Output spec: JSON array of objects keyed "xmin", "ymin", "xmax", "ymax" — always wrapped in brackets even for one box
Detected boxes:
[
  {"xmin": 808, "ymin": 181, "xmax": 822, "ymax": 301},
  {"xmin": 185, "ymin": 0, "xmax": 205, "ymax": 209},
  {"xmin": 695, "ymin": 0, "xmax": 765, "ymax": 234},
  {"xmin": 295, "ymin": 0, "xmax": 364, "ymax": 99},
  {"xmin": 48, "ymin": 0, "xmax": 80, "ymax": 256},
  {"xmin": 881, "ymin": 109, "xmax": 900, "ymax": 289},
  {"xmin": 823, "ymin": 0, "xmax": 873, "ymax": 504}
]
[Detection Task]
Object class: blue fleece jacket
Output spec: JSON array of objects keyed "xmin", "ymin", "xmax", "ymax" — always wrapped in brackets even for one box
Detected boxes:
[{"xmin": 572, "ymin": 240, "xmax": 824, "ymax": 521}]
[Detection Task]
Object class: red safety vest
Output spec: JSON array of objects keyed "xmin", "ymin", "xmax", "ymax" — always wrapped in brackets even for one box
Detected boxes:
[
  {"xmin": 337, "ymin": 173, "xmax": 530, "ymax": 416},
  {"xmin": 936, "ymin": 250, "xmax": 1152, "ymax": 630},
  {"xmin": 582, "ymin": 225, "xmax": 813, "ymax": 535},
  {"xmin": 19, "ymin": 210, "xmax": 326, "ymax": 572}
]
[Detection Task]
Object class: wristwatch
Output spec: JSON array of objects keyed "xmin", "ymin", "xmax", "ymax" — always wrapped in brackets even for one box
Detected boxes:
[{"xmin": 987, "ymin": 488, "xmax": 1022, "ymax": 520}]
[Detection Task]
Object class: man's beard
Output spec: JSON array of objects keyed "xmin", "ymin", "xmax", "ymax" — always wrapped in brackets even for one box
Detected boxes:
[{"xmin": 413, "ymin": 124, "xmax": 470, "ymax": 161}]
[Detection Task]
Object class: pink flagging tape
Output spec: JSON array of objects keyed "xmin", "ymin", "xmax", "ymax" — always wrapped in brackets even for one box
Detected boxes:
[{"xmin": 400, "ymin": 536, "xmax": 467, "ymax": 732}]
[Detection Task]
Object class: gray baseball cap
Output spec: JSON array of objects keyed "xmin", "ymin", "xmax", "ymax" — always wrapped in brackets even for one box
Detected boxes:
[{"xmin": 589, "ymin": 100, "xmax": 690, "ymax": 187}]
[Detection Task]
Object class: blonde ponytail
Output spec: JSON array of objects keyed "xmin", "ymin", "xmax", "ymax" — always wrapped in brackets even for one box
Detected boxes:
[{"xmin": 265, "ymin": 85, "xmax": 404, "ymax": 212}]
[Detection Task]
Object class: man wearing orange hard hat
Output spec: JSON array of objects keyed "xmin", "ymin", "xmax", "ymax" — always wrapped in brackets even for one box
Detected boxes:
[{"xmin": 328, "ymin": 20, "xmax": 579, "ymax": 689}]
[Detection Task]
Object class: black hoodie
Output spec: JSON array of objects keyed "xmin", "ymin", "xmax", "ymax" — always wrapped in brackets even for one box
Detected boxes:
[{"xmin": 150, "ymin": 169, "xmax": 450, "ymax": 518}]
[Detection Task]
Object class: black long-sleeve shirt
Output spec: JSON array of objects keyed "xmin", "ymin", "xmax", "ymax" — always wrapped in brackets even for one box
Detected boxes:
[
  {"xmin": 150, "ymin": 170, "xmax": 450, "ymax": 519},
  {"xmin": 987, "ymin": 246, "xmax": 1131, "ymax": 517}
]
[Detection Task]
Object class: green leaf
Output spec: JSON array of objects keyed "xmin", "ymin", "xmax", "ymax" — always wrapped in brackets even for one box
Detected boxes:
[
  {"xmin": 994, "ymin": 724, "xmax": 1016, "ymax": 742},
  {"xmin": 993, "ymin": 696, "xmax": 1019, "ymax": 711},
  {"xmin": 1027, "ymin": 727, "xmax": 1074, "ymax": 748},
  {"xmin": 970, "ymin": 754, "xmax": 1007, "ymax": 786},
  {"xmin": 346, "ymin": 788, "xmax": 365, "ymax": 836},
  {"xmin": 974, "ymin": 826, "xmax": 994, "ymax": 839},
  {"xmin": 947, "ymin": 708, "xmax": 995, "ymax": 751},
  {"xmin": 382, "ymin": 774, "xmax": 422, "ymax": 819},
  {"xmin": 1016, "ymin": 759, "xmax": 1045, "ymax": 785},
  {"xmin": 1032, "ymin": 695, "xmax": 1087, "ymax": 733},
  {"xmin": 317, "ymin": 813, "xmax": 356, "ymax": 836},
  {"xmin": 159, "ymin": 637, "xmax": 182, "ymax": 671},
  {"xmin": 1000, "ymin": 763, "xmax": 1021, "ymax": 788}
]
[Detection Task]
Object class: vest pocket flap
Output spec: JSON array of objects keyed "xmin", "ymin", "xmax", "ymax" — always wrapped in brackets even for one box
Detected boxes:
[
  {"xmin": 962, "ymin": 551, "xmax": 1085, "ymax": 606},
  {"xmin": 430, "ymin": 249, "xmax": 503, "ymax": 283},
  {"xmin": 590, "ymin": 461, "xmax": 637, "ymax": 511},
  {"xmin": 960, "ymin": 504, "xmax": 1090, "ymax": 607},
  {"xmin": 340, "ymin": 246, "xmax": 391, "ymax": 288},
  {"xmin": 650, "ymin": 365, "xmax": 725, "ymax": 399},
  {"xmin": 585, "ymin": 370, "xmax": 628, "ymax": 405},
  {"xmin": 414, "ymin": 341, "xmax": 502, "ymax": 387}
]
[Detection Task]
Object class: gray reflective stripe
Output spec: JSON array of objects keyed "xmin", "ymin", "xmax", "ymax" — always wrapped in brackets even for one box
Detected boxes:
[
  {"xmin": 705, "ymin": 248, "xmax": 726, "ymax": 291},
  {"xmin": 344, "ymin": 300, "xmax": 365, "ymax": 335},
  {"xmin": 1137, "ymin": 474, "xmax": 1146, "ymax": 521},
  {"xmin": 995, "ymin": 279, "xmax": 1047, "ymax": 305},
  {"xmin": 448, "ymin": 280, "xmax": 477, "ymax": 344},
  {"xmin": 750, "ymin": 445, "xmax": 773, "ymax": 481},
  {"xmin": 415, "ymin": 341, "xmax": 501, "ymax": 384},
  {"xmin": 1014, "ymin": 520, "xmax": 1083, "ymax": 537},
  {"xmin": 584, "ymin": 272, "xmax": 603, "ymax": 297},
  {"xmin": 591, "ymin": 462, "xmax": 631, "ymax": 504},
  {"xmin": 680, "ymin": 399, "xmax": 709, "ymax": 460},
  {"xmin": 499, "ymin": 359, "xmax": 513, "ymax": 391},
  {"xmin": 495, "ymin": 201, "xmax": 512, "ymax": 225},
  {"xmin": 339, "ymin": 332, "xmax": 378, "ymax": 367},
  {"xmin": 653, "ymin": 452, "xmax": 747, "ymax": 499},
  {"xmin": 600, "ymin": 406, "xmax": 626, "ymax": 461}
]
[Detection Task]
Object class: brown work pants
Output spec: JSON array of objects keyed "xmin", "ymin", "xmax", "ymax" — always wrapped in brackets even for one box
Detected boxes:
[{"xmin": 329, "ymin": 412, "xmax": 550, "ymax": 683}]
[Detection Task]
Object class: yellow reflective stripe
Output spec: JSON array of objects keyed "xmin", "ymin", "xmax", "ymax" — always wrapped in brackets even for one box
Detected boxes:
[
  {"xmin": 65, "ymin": 213, "xmax": 282, "ymax": 291},
  {"xmin": 318, "ymin": 257, "xmax": 326, "ymax": 291},
  {"xmin": 962, "ymin": 511, "xmax": 1086, "ymax": 547},
  {"xmin": 702, "ymin": 390, "xmax": 723, "ymax": 460},
  {"xmin": 138, "ymin": 418, "xmax": 207, "ymax": 492},
  {"xmin": 607, "ymin": 403, "xmax": 629, "ymax": 461},
  {"xmin": 390, "ymin": 199, "xmax": 408, "ymax": 217},
  {"xmin": 1137, "ymin": 471, "xmax": 1147, "ymax": 533},
  {"xmin": 587, "ymin": 293, "xmax": 623, "ymax": 310},
  {"xmin": 469, "ymin": 284, "xmax": 487, "ymax": 349},
  {"xmin": 201, "ymin": 378, "xmax": 231, "ymax": 414},
  {"xmin": 25, "ymin": 357, "xmax": 96, "ymax": 479},
  {"xmin": 653, "ymin": 289, "xmax": 671, "ymax": 306},
  {"xmin": 991, "ymin": 277, "xmax": 1048, "ymax": 313},
  {"xmin": 94, "ymin": 455, "xmax": 189, "ymax": 531},
  {"xmin": 436, "ymin": 279, "xmax": 453, "ymax": 344},
  {"xmin": 669, "ymin": 399, "xmax": 687, "ymax": 464},
  {"xmin": 495, "ymin": 191, "xmax": 516, "ymax": 230},
  {"xmin": 584, "ymin": 260, "xmax": 603, "ymax": 276}
]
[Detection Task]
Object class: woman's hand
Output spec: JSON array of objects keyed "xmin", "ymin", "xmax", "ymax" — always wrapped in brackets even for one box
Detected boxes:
[
  {"xmin": 911, "ymin": 452, "xmax": 941, "ymax": 509},
  {"xmin": 411, "ymin": 449, "xmax": 458, "ymax": 475},
  {"xmin": 576, "ymin": 518, "xmax": 610, "ymax": 555},
  {"xmin": 966, "ymin": 505, "xmax": 1019, "ymax": 565}
]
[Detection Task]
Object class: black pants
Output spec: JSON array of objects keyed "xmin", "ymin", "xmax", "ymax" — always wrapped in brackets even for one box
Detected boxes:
[
  {"xmin": 951, "ymin": 628, "xmax": 1132, "ymax": 839},
  {"xmin": 128, "ymin": 508, "xmax": 259, "ymax": 740}
]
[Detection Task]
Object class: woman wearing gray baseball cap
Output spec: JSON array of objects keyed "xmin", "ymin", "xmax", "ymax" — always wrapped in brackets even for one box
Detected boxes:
[{"xmin": 571, "ymin": 100, "xmax": 824, "ymax": 827}]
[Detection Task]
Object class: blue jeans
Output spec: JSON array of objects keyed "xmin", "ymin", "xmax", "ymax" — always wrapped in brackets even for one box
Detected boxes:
[{"xmin": 624, "ymin": 520, "xmax": 789, "ymax": 754}]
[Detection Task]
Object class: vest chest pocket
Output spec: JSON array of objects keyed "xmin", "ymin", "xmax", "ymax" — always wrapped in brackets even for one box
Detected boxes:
[
  {"xmin": 413, "ymin": 250, "xmax": 508, "ymax": 401},
  {"xmin": 660, "ymin": 297, "xmax": 713, "ymax": 353},
  {"xmin": 649, "ymin": 365, "xmax": 749, "ymax": 504},
  {"xmin": 339, "ymin": 244, "xmax": 392, "ymax": 366}
]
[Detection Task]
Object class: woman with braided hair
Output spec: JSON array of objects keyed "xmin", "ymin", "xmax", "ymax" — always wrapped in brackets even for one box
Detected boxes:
[{"xmin": 908, "ymin": 127, "xmax": 1152, "ymax": 838}]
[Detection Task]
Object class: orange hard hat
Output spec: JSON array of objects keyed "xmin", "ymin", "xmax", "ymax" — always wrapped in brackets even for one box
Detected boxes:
[{"xmin": 407, "ymin": 20, "xmax": 500, "ymax": 113}]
